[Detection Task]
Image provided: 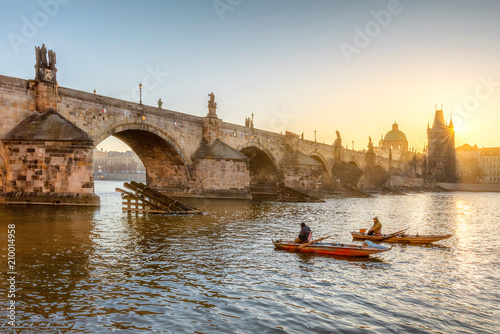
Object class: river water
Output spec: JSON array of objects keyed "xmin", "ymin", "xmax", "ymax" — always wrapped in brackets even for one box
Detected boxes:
[{"xmin": 1, "ymin": 181, "xmax": 499, "ymax": 333}]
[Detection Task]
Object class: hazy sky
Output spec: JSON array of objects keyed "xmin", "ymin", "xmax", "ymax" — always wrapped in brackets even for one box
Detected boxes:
[{"xmin": 1, "ymin": 0, "xmax": 499, "ymax": 152}]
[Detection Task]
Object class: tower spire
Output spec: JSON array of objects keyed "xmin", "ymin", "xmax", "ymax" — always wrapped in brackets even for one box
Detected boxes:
[{"xmin": 433, "ymin": 105, "xmax": 445, "ymax": 127}]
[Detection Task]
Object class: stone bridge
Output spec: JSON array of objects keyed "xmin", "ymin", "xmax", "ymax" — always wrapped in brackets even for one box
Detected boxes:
[{"xmin": 0, "ymin": 46, "xmax": 397, "ymax": 205}]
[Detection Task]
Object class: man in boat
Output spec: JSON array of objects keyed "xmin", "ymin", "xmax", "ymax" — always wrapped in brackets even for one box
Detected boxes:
[
  {"xmin": 295, "ymin": 223, "xmax": 312, "ymax": 244},
  {"xmin": 368, "ymin": 217, "xmax": 382, "ymax": 235}
]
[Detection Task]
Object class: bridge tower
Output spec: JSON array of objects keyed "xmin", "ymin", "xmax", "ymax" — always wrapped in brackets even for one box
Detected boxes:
[{"xmin": 426, "ymin": 105, "xmax": 456, "ymax": 182}]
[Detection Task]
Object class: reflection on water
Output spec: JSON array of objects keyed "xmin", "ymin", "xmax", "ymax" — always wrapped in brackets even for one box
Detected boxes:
[{"xmin": 1, "ymin": 181, "xmax": 499, "ymax": 333}]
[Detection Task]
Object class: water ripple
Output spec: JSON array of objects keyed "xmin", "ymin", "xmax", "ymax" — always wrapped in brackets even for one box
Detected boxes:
[{"xmin": 0, "ymin": 183, "xmax": 499, "ymax": 333}]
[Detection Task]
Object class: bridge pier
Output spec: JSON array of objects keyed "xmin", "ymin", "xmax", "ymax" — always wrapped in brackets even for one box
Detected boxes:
[
  {"xmin": 1, "ymin": 109, "xmax": 99, "ymax": 206},
  {"xmin": 279, "ymin": 150, "xmax": 323, "ymax": 195},
  {"xmin": 187, "ymin": 93, "xmax": 251, "ymax": 199},
  {"xmin": 191, "ymin": 139, "xmax": 251, "ymax": 199}
]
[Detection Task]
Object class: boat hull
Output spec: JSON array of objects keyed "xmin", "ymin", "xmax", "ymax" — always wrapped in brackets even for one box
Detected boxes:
[
  {"xmin": 272, "ymin": 240, "xmax": 390, "ymax": 257},
  {"xmin": 351, "ymin": 232, "xmax": 452, "ymax": 244}
]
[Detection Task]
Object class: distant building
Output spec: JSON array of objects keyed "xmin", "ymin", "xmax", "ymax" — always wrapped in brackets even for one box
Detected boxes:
[
  {"xmin": 479, "ymin": 147, "xmax": 500, "ymax": 184},
  {"xmin": 456, "ymin": 144, "xmax": 500, "ymax": 184},
  {"xmin": 380, "ymin": 122, "xmax": 408, "ymax": 151},
  {"xmin": 377, "ymin": 122, "xmax": 411, "ymax": 161},
  {"xmin": 455, "ymin": 144, "xmax": 481, "ymax": 183},
  {"xmin": 93, "ymin": 149, "xmax": 145, "ymax": 174},
  {"xmin": 426, "ymin": 107, "xmax": 456, "ymax": 182}
]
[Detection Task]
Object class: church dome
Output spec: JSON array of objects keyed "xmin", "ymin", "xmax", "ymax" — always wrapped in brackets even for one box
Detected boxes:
[{"xmin": 383, "ymin": 122, "xmax": 407, "ymax": 142}]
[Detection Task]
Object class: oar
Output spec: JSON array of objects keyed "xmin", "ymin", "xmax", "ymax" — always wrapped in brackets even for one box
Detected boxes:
[
  {"xmin": 296, "ymin": 236, "xmax": 331, "ymax": 249},
  {"xmin": 378, "ymin": 229, "xmax": 407, "ymax": 241}
]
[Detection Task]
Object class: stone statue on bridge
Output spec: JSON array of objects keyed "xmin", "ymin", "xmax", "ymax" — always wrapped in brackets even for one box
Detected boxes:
[
  {"xmin": 48, "ymin": 49, "xmax": 56, "ymax": 69},
  {"xmin": 35, "ymin": 44, "xmax": 48, "ymax": 67},
  {"xmin": 365, "ymin": 136, "xmax": 375, "ymax": 168},
  {"xmin": 207, "ymin": 92, "xmax": 218, "ymax": 118},
  {"xmin": 34, "ymin": 44, "xmax": 57, "ymax": 83},
  {"xmin": 208, "ymin": 92, "xmax": 217, "ymax": 108},
  {"xmin": 333, "ymin": 130, "xmax": 342, "ymax": 164},
  {"xmin": 158, "ymin": 98, "xmax": 163, "ymax": 109},
  {"xmin": 35, "ymin": 44, "xmax": 55, "ymax": 68},
  {"xmin": 334, "ymin": 130, "xmax": 342, "ymax": 147}
]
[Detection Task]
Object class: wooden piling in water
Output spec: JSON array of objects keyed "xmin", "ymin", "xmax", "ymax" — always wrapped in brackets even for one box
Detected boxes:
[{"xmin": 115, "ymin": 182, "xmax": 202, "ymax": 214}]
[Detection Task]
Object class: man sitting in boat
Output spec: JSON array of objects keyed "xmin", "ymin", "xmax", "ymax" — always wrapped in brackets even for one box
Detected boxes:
[
  {"xmin": 295, "ymin": 223, "xmax": 312, "ymax": 244},
  {"xmin": 368, "ymin": 217, "xmax": 382, "ymax": 235}
]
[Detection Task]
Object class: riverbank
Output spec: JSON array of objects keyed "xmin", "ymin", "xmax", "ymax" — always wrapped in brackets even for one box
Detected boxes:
[
  {"xmin": 95, "ymin": 173, "xmax": 146, "ymax": 182},
  {"xmin": 437, "ymin": 182, "xmax": 500, "ymax": 192}
]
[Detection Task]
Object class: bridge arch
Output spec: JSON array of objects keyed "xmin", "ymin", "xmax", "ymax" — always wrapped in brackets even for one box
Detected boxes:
[
  {"xmin": 329, "ymin": 159, "xmax": 363, "ymax": 188},
  {"xmin": 375, "ymin": 159, "xmax": 390, "ymax": 172},
  {"xmin": 94, "ymin": 124, "xmax": 192, "ymax": 192},
  {"xmin": 238, "ymin": 143, "xmax": 280, "ymax": 193},
  {"xmin": 363, "ymin": 164, "xmax": 390, "ymax": 188},
  {"xmin": 308, "ymin": 152, "xmax": 332, "ymax": 186},
  {"xmin": 348, "ymin": 160, "xmax": 361, "ymax": 169},
  {"xmin": 0, "ymin": 153, "xmax": 5, "ymax": 192}
]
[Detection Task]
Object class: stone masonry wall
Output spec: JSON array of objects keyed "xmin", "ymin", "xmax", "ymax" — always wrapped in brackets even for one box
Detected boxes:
[
  {"xmin": 0, "ymin": 76, "xmax": 32, "ymax": 173},
  {"xmin": 4, "ymin": 140, "xmax": 94, "ymax": 194},
  {"xmin": 145, "ymin": 160, "xmax": 190, "ymax": 194},
  {"xmin": 0, "ymin": 76, "xmax": 32, "ymax": 138},
  {"xmin": 191, "ymin": 159, "xmax": 250, "ymax": 198},
  {"xmin": 280, "ymin": 164, "xmax": 323, "ymax": 194}
]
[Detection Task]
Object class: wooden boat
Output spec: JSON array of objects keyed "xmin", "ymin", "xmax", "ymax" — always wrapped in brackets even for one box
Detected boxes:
[
  {"xmin": 272, "ymin": 239, "xmax": 391, "ymax": 257},
  {"xmin": 351, "ymin": 231, "xmax": 452, "ymax": 244}
]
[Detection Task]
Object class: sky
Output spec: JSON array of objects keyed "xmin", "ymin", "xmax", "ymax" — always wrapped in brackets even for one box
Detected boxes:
[{"xmin": 1, "ymin": 0, "xmax": 499, "ymax": 152}]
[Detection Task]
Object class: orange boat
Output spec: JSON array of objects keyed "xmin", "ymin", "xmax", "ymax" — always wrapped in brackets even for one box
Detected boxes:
[
  {"xmin": 351, "ymin": 231, "xmax": 452, "ymax": 244},
  {"xmin": 272, "ymin": 239, "xmax": 391, "ymax": 257}
]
